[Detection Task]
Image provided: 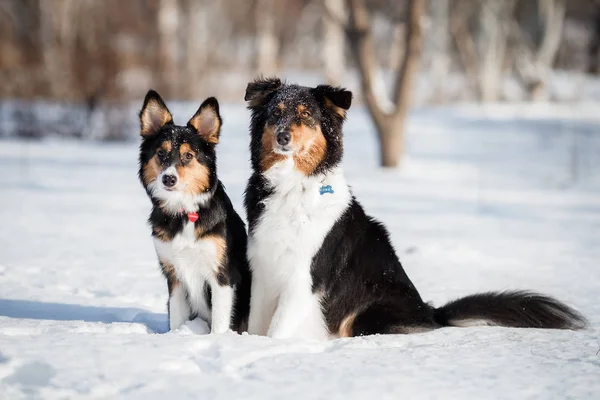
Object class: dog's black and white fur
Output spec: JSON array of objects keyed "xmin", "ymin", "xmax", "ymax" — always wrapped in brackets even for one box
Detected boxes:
[
  {"xmin": 139, "ymin": 90, "xmax": 250, "ymax": 333},
  {"xmin": 243, "ymin": 78, "xmax": 587, "ymax": 340}
]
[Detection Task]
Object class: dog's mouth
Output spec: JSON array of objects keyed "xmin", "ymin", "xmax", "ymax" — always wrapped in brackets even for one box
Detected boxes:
[
  {"xmin": 273, "ymin": 144, "xmax": 294, "ymax": 155},
  {"xmin": 160, "ymin": 181, "xmax": 191, "ymax": 193},
  {"xmin": 162, "ymin": 183, "xmax": 187, "ymax": 193}
]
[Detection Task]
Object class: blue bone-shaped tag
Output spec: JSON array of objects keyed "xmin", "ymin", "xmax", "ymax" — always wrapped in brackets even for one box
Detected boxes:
[{"xmin": 319, "ymin": 185, "xmax": 334, "ymax": 195}]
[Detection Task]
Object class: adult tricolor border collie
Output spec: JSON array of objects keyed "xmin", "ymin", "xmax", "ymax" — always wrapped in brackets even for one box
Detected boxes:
[
  {"xmin": 138, "ymin": 90, "xmax": 251, "ymax": 333},
  {"xmin": 243, "ymin": 77, "xmax": 587, "ymax": 340}
]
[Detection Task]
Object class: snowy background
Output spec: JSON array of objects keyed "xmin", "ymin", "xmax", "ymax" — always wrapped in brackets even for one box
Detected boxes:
[
  {"xmin": 1, "ymin": 103, "xmax": 599, "ymax": 399},
  {"xmin": 2, "ymin": 0, "xmax": 600, "ymax": 397}
]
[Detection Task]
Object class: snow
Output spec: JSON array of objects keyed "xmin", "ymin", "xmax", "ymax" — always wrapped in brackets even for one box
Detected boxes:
[{"xmin": 1, "ymin": 103, "xmax": 599, "ymax": 399}]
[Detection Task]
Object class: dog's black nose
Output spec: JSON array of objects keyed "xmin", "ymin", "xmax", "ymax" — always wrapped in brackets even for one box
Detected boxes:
[
  {"xmin": 277, "ymin": 131, "xmax": 291, "ymax": 146},
  {"xmin": 162, "ymin": 174, "xmax": 177, "ymax": 187}
]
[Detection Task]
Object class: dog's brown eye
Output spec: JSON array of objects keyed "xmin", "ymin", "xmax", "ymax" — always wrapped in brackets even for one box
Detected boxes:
[
  {"xmin": 184, "ymin": 152, "xmax": 194, "ymax": 162},
  {"xmin": 273, "ymin": 110, "xmax": 282, "ymax": 118},
  {"xmin": 301, "ymin": 110, "xmax": 311, "ymax": 118},
  {"xmin": 157, "ymin": 149, "xmax": 167, "ymax": 158}
]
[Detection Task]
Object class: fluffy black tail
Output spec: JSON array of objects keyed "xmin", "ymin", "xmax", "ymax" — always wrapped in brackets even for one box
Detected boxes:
[{"xmin": 433, "ymin": 291, "xmax": 587, "ymax": 330}]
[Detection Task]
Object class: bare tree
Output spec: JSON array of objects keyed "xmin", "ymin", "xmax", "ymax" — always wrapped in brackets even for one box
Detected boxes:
[
  {"xmin": 256, "ymin": 0, "xmax": 280, "ymax": 76},
  {"xmin": 513, "ymin": 0, "xmax": 566, "ymax": 101},
  {"xmin": 39, "ymin": 0, "xmax": 69, "ymax": 99},
  {"xmin": 588, "ymin": 3, "xmax": 600, "ymax": 75},
  {"xmin": 158, "ymin": 0, "xmax": 180, "ymax": 97},
  {"xmin": 476, "ymin": 0, "xmax": 516, "ymax": 102},
  {"xmin": 450, "ymin": 0, "xmax": 479, "ymax": 99},
  {"xmin": 451, "ymin": 0, "xmax": 516, "ymax": 102},
  {"xmin": 184, "ymin": 0, "xmax": 210, "ymax": 98},
  {"xmin": 343, "ymin": 0, "xmax": 426, "ymax": 167},
  {"xmin": 428, "ymin": 0, "xmax": 450, "ymax": 103},
  {"xmin": 323, "ymin": 0, "xmax": 346, "ymax": 86}
]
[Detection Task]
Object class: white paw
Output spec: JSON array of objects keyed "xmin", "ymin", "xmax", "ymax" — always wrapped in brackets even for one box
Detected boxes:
[
  {"xmin": 169, "ymin": 317, "xmax": 186, "ymax": 332},
  {"xmin": 178, "ymin": 318, "xmax": 210, "ymax": 335},
  {"xmin": 210, "ymin": 327, "xmax": 231, "ymax": 335},
  {"xmin": 267, "ymin": 327, "xmax": 291, "ymax": 339}
]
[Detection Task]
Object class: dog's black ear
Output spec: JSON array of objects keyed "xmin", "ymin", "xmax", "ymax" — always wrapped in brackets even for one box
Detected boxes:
[
  {"xmin": 139, "ymin": 90, "xmax": 173, "ymax": 137},
  {"xmin": 312, "ymin": 85, "xmax": 353, "ymax": 119},
  {"xmin": 188, "ymin": 97, "xmax": 222, "ymax": 144},
  {"xmin": 244, "ymin": 77, "xmax": 283, "ymax": 108}
]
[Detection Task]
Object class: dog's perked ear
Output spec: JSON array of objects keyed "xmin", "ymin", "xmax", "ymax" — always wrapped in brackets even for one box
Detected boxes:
[
  {"xmin": 187, "ymin": 97, "xmax": 222, "ymax": 144},
  {"xmin": 311, "ymin": 85, "xmax": 353, "ymax": 119},
  {"xmin": 244, "ymin": 77, "xmax": 283, "ymax": 108},
  {"xmin": 139, "ymin": 90, "xmax": 173, "ymax": 137}
]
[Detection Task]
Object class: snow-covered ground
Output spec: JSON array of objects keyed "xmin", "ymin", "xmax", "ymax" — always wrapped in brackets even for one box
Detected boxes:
[{"xmin": 1, "ymin": 103, "xmax": 599, "ymax": 399}]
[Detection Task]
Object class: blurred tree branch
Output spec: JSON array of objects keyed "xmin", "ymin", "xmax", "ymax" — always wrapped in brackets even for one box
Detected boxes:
[
  {"xmin": 512, "ymin": 0, "xmax": 566, "ymax": 101},
  {"xmin": 0, "ymin": 0, "xmax": 592, "ymax": 108},
  {"xmin": 323, "ymin": 0, "xmax": 347, "ymax": 86},
  {"xmin": 344, "ymin": 0, "xmax": 426, "ymax": 167}
]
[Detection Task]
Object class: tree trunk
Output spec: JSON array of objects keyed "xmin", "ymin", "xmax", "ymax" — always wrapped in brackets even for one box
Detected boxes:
[
  {"xmin": 346, "ymin": 0, "xmax": 425, "ymax": 168},
  {"xmin": 477, "ymin": 1, "xmax": 505, "ymax": 102},
  {"xmin": 378, "ymin": 118, "xmax": 404, "ymax": 168},
  {"xmin": 185, "ymin": 0, "xmax": 209, "ymax": 97},
  {"xmin": 388, "ymin": 23, "xmax": 404, "ymax": 72},
  {"xmin": 537, "ymin": 0, "xmax": 565, "ymax": 67},
  {"xmin": 323, "ymin": 0, "xmax": 346, "ymax": 86},
  {"xmin": 450, "ymin": 0, "xmax": 478, "ymax": 99},
  {"xmin": 346, "ymin": 0, "xmax": 388, "ymax": 128},
  {"xmin": 429, "ymin": 0, "xmax": 450, "ymax": 103},
  {"xmin": 39, "ymin": 0, "xmax": 63, "ymax": 98},
  {"xmin": 256, "ymin": 0, "xmax": 279, "ymax": 76},
  {"xmin": 392, "ymin": 0, "xmax": 425, "ymax": 114},
  {"xmin": 477, "ymin": 0, "xmax": 519, "ymax": 102},
  {"xmin": 512, "ymin": 0, "xmax": 565, "ymax": 101},
  {"xmin": 158, "ymin": 0, "xmax": 179, "ymax": 97},
  {"xmin": 387, "ymin": 0, "xmax": 425, "ymax": 168},
  {"xmin": 531, "ymin": 0, "xmax": 565, "ymax": 101},
  {"xmin": 588, "ymin": 5, "xmax": 600, "ymax": 75}
]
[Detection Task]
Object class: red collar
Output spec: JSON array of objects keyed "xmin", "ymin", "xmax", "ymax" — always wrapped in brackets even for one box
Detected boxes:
[{"xmin": 180, "ymin": 209, "xmax": 199, "ymax": 223}]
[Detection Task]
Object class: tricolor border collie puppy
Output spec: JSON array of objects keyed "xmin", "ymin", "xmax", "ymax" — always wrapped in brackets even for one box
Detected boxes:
[
  {"xmin": 243, "ymin": 78, "xmax": 587, "ymax": 340},
  {"xmin": 138, "ymin": 90, "xmax": 250, "ymax": 333}
]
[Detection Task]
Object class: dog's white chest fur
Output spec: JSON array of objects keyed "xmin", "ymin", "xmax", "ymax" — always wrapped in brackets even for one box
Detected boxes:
[
  {"xmin": 154, "ymin": 222, "xmax": 219, "ymax": 323},
  {"xmin": 247, "ymin": 160, "xmax": 351, "ymax": 340}
]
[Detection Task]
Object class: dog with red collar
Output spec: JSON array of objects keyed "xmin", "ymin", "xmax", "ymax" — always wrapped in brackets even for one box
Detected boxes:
[{"xmin": 138, "ymin": 90, "xmax": 250, "ymax": 333}]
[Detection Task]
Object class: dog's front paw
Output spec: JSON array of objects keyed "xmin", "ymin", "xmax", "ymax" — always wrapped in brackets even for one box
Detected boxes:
[
  {"xmin": 267, "ymin": 326, "xmax": 293, "ymax": 340},
  {"xmin": 210, "ymin": 326, "xmax": 231, "ymax": 335},
  {"xmin": 210, "ymin": 318, "xmax": 232, "ymax": 334},
  {"xmin": 169, "ymin": 318, "xmax": 186, "ymax": 332}
]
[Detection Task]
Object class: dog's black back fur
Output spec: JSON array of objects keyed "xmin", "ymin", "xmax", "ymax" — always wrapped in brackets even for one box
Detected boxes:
[{"xmin": 312, "ymin": 200, "xmax": 439, "ymax": 335}]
